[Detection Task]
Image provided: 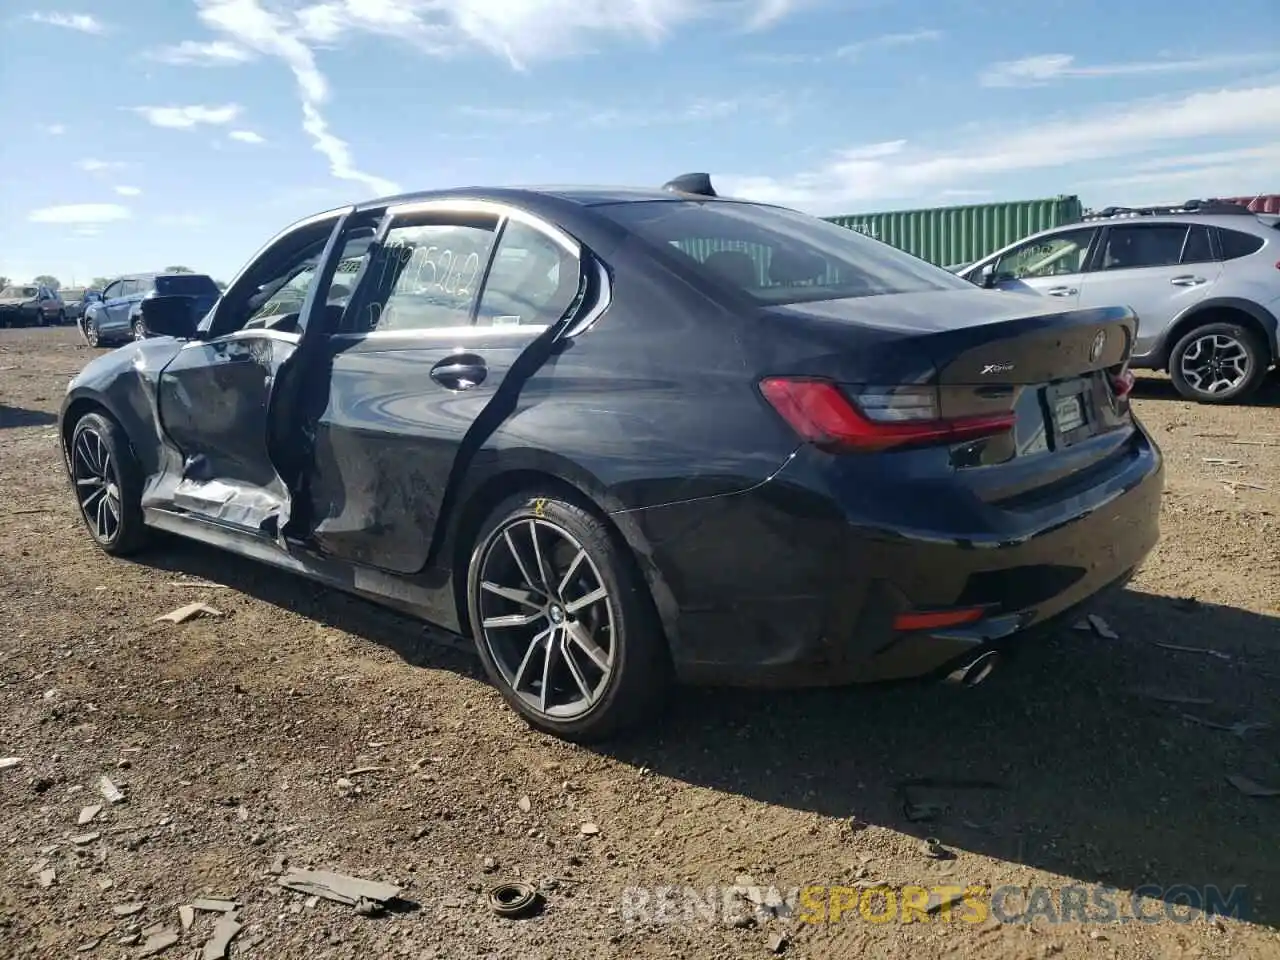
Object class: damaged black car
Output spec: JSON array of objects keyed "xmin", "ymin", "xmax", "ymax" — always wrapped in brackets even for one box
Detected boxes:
[{"xmin": 58, "ymin": 176, "xmax": 1164, "ymax": 741}]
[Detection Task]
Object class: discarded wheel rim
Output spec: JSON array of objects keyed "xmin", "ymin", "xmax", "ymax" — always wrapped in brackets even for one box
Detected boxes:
[{"xmin": 487, "ymin": 881, "xmax": 541, "ymax": 918}]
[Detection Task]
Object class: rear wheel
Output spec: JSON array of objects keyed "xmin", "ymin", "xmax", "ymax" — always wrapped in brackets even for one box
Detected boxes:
[
  {"xmin": 68, "ymin": 412, "xmax": 149, "ymax": 555},
  {"xmin": 57, "ymin": 309, "xmax": 67, "ymax": 325},
  {"xmin": 466, "ymin": 491, "xmax": 670, "ymax": 742},
  {"xmin": 1169, "ymin": 321, "xmax": 1268, "ymax": 403}
]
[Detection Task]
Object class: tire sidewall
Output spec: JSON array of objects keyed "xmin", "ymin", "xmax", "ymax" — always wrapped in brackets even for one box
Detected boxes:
[
  {"xmin": 1169, "ymin": 321, "xmax": 1267, "ymax": 403},
  {"xmin": 465, "ymin": 492, "xmax": 659, "ymax": 741}
]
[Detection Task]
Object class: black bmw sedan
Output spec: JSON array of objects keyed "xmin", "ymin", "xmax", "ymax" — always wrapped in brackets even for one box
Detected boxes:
[{"xmin": 57, "ymin": 175, "xmax": 1163, "ymax": 741}]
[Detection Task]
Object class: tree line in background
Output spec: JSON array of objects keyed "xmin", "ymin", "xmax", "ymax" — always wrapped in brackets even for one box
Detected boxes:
[{"xmin": 0, "ymin": 266, "xmax": 228, "ymax": 292}]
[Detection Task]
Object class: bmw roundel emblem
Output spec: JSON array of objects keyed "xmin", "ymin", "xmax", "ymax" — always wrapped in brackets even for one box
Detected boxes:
[{"xmin": 1090, "ymin": 330, "xmax": 1107, "ymax": 362}]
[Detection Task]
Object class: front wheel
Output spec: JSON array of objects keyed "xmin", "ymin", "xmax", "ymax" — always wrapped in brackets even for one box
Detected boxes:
[
  {"xmin": 68, "ymin": 412, "xmax": 149, "ymax": 555},
  {"xmin": 83, "ymin": 316, "xmax": 101, "ymax": 347},
  {"xmin": 466, "ymin": 492, "xmax": 670, "ymax": 742},
  {"xmin": 1169, "ymin": 321, "xmax": 1268, "ymax": 403},
  {"xmin": 132, "ymin": 317, "xmax": 146, "ymax": 341},
  {"xmin": 57, "ymin": 309, "xmax": 67, "ymax": 325}
]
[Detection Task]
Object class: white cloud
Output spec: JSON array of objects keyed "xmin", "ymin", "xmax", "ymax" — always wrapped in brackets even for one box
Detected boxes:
[
  {"xmin": 130, "ymin": 104, "xmax": 241, "ymax": 129},
  {"xmin": 188, "ymin": 0, "xmax": 805, "ymax": 197},
  {"xmin": 28, "ymin": 11, "xmax": 105, "ymax": 33},
  {"xmin": 148, "ymin": 39, "xmax": 255, "ymax": 65},
  {"xmin": 750, "ymin": 28, "xmax": 941, "ymax": 65},
  {"xmin": 43, "ymin": 123, "xmax": 66, "ymax": 135},
  {"xmin": 29, "ymin": 204, "xmax": 131, "ymax": 225},
  {"xmin": 228, "ymin": 129, "xmax": 267, "ymax": 143},
  {"xmin": 719, "ymin": 84, "xmax": 1280, "ymax": 211},
  {"xmin": 980, "ymin": 52, "xmax": 1274, "ymax": 88},
  {"xmin": 113, "ymin": 185, "xmax": 142, "ymax": 196},
  {"xmin": 835, "ymin": 29, "xmax": 942, "ymax": 60},
  {"xmin": 77, "ymin": 158, "xmax": 125, "ymax": 173}
]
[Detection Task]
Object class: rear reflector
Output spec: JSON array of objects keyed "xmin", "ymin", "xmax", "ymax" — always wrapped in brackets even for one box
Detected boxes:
[
  {"xmin": 759, "ymin": 377, "xmax": 1016, "ymax": 453},
  {"xmin": 892, "ymin": 607, "xmax": 987, "ymax": 632}
]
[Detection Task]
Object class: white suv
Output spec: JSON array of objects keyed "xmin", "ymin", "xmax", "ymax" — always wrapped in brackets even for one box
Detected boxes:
[{"xmin": 958, "ymin": 201, "xmax": 1280, "ymax": 403}]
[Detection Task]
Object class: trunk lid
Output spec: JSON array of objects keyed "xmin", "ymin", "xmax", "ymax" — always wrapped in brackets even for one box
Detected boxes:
[{"xmin": 762, "ymin": 289, "xmax": 1141, "ymax": 502}]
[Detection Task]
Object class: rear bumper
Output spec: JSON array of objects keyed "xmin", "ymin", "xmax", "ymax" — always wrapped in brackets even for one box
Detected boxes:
[{"xmin": 632, "ymin": 425, "xmax": 1164, "ymax": 687}]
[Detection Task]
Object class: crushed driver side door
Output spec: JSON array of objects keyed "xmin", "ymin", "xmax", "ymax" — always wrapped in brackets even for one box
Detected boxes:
[{"xmin": 152, "ymin": 207, "xmax": 368, "ymax": 536}]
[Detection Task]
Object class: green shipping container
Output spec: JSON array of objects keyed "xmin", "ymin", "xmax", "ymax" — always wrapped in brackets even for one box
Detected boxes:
[{"xmin": 824, "ymin": 196, "xmax": 1084, "ymax": 268}]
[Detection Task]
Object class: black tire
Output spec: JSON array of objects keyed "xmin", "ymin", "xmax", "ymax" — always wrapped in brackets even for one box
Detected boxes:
[
  {"xmin": 132, "ymin": 317, "xmax": 146, "ymax": 341},
  {"xmin": 1168, "ymin": 320, "xmax": 1269, "ymax": 404},
  {"xmin": 466, "ymin": 490, "xmax": 670, "ymax": 742},
  {"xmin": 57, "ymin": 309, "xmax": 67, "ymax": 325},
  {"xmin": 68, "ymin": 412, "xmax": 149, "ymax": 556},
  {"xmin": 83, "ymin": 316, "xmax": 101, "ymax": 348}
]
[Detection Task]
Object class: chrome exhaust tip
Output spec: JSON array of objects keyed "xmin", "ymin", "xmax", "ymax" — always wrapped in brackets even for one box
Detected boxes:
[{"xmin": 944, "ymin": 650, "xmax": 999, "ymax": 687}]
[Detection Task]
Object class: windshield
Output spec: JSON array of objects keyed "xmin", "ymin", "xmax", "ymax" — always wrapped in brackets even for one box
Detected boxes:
[
  {"xmin": 0, "ymin": 286, "xmax": 38, "ymax": 299},
  {"xmin": 62, "ymin": 287, "xmax": 86, "ymax": 301},
  {"xmin": 597, "ymin": 200, "xmax": 971, "ymax": 305},
  {"xmin": 155, "ymin": 274, "xmax": 220, "ymax": 296}
]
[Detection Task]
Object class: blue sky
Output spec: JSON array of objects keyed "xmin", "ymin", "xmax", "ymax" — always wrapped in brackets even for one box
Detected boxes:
[{"xmin": 1, "ymin": 0, "xmax": 1278, "ymax": 286}]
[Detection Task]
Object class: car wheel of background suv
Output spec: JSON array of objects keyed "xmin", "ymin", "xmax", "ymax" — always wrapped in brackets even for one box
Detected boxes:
[
  {"xmin": 1168, "ymin": 320, "xmax": 1268, "ymax": 404},
  {"xmin": 132, "ymin": 317, "xmax": 146, "ymax": 341},
  {"xmin": 83, "ymin": 317, "xmax": 101, "ymax": 348},
  {"xmin": 466, "ymin": 490, "xmax": 671, "ymax": 742}
]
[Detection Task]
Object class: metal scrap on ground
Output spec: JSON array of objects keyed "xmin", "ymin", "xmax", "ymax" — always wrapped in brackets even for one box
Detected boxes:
[
  {"xmin": 277, "ymin": 868, "xmax": 402, "ymax": 908},
  {"xmin": 0, "ymin": 757, "xmax": 22, "ymax": 770},
  {"xmin": 202, "ymin": 912, "xmax": 243, "ymax": 960},
  {"xmin": 155, "ymin": 602, "xmax": 224, "ymax": 624}
]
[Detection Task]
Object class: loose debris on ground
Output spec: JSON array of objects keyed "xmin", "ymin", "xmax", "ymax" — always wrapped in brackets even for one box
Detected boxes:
[{"xmin": 3, "ymin": 328, "xmax": 1280, "ymax": 959}]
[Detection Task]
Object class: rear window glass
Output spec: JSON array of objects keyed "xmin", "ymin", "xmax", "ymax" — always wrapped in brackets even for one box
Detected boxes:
[
  {"xmin": 1218, "ymin": 228, "xmax": 1265, "ymax": 260},
  {"xmin": 155, "ymin": 274, "xmax": 220, "ymax": 296},
  {"xmin": 597, "ymin": 200, "xmax": 970, "ymax": 305}
]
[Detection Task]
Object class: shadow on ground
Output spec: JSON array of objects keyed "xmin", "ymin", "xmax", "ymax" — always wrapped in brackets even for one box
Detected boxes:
[
  {"xmin": 134, "ymin": 538, "xmax": 1280, "ymax": 929},
  {"xmin": 0, "ymin": 404, "xmax": 57, "ymax": 429},
  {"xmin": 1133, "ymin": 369, "xmax": 1280, "ymax": 406}
]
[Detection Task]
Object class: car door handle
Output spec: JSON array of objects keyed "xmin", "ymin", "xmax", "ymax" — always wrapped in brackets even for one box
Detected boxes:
[
  {"xmin": 1046, "ymin": 286, "xmax": 1078, "ymax": 297},
  {"xmin": 429, "ymin": 355, "xmax": 487, "ymax": 390},
  {"xmin": 1170, "ymin": 275, "xmax": 1207, "ymax": 286}
]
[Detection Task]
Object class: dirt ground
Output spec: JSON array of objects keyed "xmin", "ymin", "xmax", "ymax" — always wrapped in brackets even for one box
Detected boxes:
[{"xmin": 2, "ymin": 325, "xmax": 1278, "ymax": 960}]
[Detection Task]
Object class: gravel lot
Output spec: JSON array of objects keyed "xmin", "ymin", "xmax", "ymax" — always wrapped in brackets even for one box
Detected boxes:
[{"xmin": 2, "ymin": 326, "xmax": 1278, "ymax": 960}]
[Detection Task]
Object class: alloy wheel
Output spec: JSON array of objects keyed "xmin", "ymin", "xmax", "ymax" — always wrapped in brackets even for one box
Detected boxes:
[
  {"xmin": 133, "ymin": 319, "xmax": 146, "ymax": 341},
  {"xmin": 477, "ymin": 517, "xmax": 615, "ymax": 720},
  {"xmin": 84, "ymin": 319, "xmax": 99, "ymax": 347},
  {"xmin": 1178, "ymin": 333, "xmax": 1251, "ymax": 396},
  {"xmin": 71, "ymin": 426, "xmax": 123, "ymax": 543}
]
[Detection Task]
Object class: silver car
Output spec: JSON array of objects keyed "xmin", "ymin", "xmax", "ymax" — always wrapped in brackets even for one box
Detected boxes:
[{"xmin": 958, "ymin": 201, "xmax": 1280, "ymax": 403}]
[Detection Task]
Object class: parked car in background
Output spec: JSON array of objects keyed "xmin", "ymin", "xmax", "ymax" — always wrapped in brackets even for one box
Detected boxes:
[
  {"xmin": 0, "ymin": 283, "xmax": 64, "ymax": 327},
  {"xmin": 957, "ymin": 201, "xmax": 1280, "ymax": 403},
  {"xmin": 81, "ymin": 272, "xmax": 221, "ymax": 347},
  {"xmin": 58, "ymin": 173, "xmax": 1163, "ymax": 741},
  {"xmin": 61, "ymin": 287, "xmax": 101, "ymax": 323}
]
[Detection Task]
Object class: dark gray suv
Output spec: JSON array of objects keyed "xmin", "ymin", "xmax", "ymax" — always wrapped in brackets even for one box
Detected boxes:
[{"xmin": 81, "ymin": 272, "xmax": 221, "ymax": 347}]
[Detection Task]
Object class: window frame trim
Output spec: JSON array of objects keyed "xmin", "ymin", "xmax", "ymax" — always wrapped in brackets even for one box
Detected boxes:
[{"xmin": 334, "ymin": 197, "xmax": 590, "ymax": 342}]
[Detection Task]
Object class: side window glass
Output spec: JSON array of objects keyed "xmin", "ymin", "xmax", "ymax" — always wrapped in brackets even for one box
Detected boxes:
[
  {"xmin": 102, "ymin": 281, "xmax": 121, "ymax": 300},
  {"xmin": 242, "ymin": 229, "xmax": 376, "ymax": 334},
  {"xmin": 1101, "ymin": 225, "xmax": 1187, "ymax": 270},
  {"xmin": 1218, "ymin": 228, "xmax": 1264, "ymax": 260},
  {"xmin": 346, "ymin": 218, "xmax": 497, "ymax": 333},
  {"xmin": 476, "ymin": 220, "xmax": 581, "ymax": 328},
  {"xmin": 994, "ymin": 228, "xmax": 1095, "ymax": 280},
  {"xmin": 118, "ymin": 280, "xmax": 137, "ymax": 298},
  {"xmin": 1181, "ymin": 226, "xmax": 1213, "ymax": 264}
]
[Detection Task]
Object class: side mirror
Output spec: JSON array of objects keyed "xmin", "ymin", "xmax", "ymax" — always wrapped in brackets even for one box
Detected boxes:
[{"xmin": 139, "ymin": 295, "xmax": 201, "ymax": 340}]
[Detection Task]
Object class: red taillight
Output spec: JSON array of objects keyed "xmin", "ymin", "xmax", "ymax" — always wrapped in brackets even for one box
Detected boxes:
[
  {"xmin": 759, "ymin": 377, "xmax": 1015, "ymax": 453},
  {"xmin": 892, "ymin": 607, "xmax": 987, "ymax": 631},
  {"xmin": 1110, "ymin": 368, "xmax": 1135, "ymax": 399}
]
